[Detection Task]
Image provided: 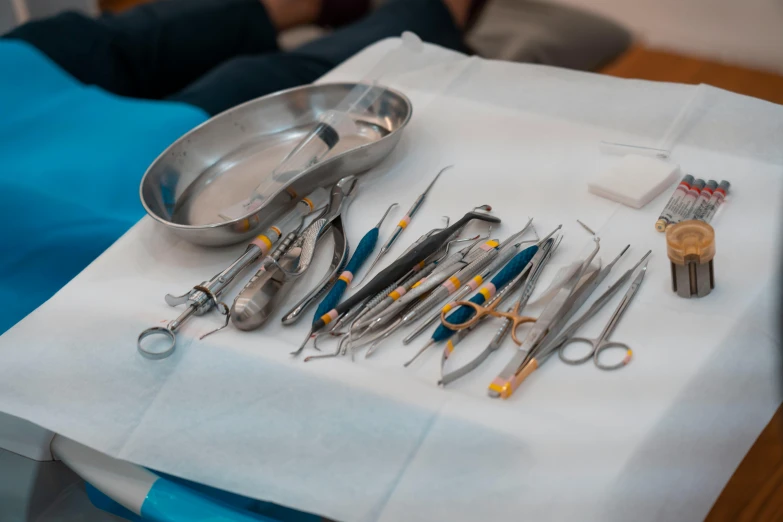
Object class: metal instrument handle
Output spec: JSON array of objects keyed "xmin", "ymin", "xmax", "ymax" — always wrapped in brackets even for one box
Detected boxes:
[
  {"xmin": 594, "ymin": 341, "xmax": 633, "ymax": 370},
  {"xmin": 558, "ymin": 337, "xmax": 598, "ymax": 365}
]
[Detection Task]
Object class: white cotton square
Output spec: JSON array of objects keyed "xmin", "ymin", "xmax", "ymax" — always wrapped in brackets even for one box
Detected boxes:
[{"xmin": 588, "ymin": 154, "xmax": 680, "ymax": 209}]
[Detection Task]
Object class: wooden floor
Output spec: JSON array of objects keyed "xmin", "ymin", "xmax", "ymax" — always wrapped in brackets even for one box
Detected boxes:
[{"xmin": 603, "ymin": 46, "xmax": 783, "ymax": 521}]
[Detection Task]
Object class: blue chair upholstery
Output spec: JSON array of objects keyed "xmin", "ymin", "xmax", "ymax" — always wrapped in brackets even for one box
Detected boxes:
[{"xmin": 0, "ymin": 40, "xmax": 207, "ymax": 333}]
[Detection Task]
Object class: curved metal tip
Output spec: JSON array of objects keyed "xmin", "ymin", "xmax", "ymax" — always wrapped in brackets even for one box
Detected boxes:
[
  {"xmin": 290, "ymin": 332, "xmax": 313, "ymax": 357},
  {"xmin": 375, "ymin": 202, "xmax": 400, "ymax": 229},
  {"xmin": 421, "ymin": 166, "xmax": 452, "ymax": 196}
]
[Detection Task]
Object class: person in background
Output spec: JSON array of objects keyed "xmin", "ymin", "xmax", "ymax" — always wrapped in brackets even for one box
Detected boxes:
[{"xmin": 4, "ymin": 0, "xmax": 488, "ymax": 115}]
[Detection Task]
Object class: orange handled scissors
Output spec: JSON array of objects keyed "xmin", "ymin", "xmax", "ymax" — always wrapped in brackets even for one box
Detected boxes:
[{"xmin": 440, "ymin": 294, "xmax": 537, "ymax": 345}]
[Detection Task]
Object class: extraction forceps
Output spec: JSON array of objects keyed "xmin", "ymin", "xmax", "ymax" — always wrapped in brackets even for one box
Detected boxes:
[
  {"xmin": 228, "ymin": 226, "xmax": 304, "ymax": 331},
  {"xmin": 290, "ymin": 203, "xmax": 398, "ymax": 356},
  {"xmin": 135, "ymin": 195, "xmax": 322, "ymax": 359},
  {"xmin": 222, "ymin": 177, "xmax": 355, "ymax": 333},
  {"xmin": 253, "ymin": 177, "xmax": 358, "ymax": 329}
]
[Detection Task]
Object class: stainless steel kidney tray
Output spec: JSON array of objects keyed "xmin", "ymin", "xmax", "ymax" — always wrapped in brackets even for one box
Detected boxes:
[{"xmin": 140, "ymin": 83, "xmax": 412, "ymax": 246}]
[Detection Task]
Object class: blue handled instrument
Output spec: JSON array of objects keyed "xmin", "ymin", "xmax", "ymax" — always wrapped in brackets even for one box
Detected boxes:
[
  {"xmin": 292, "ymin": 203, "xmax": 397, "ymax": 356},
  {"xmin": 356, "ymin": 166, "xmax": 452, "ymax": 285},
  {"xmin": 312, "ymin": 203, "xmax": 398, "ymax": 324},
  {"xmin": 403, "ymin": 244, "xmax": 539, "ymax": 366}
]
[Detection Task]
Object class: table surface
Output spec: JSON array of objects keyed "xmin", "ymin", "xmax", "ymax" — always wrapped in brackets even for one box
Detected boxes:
[{"xmin": 603, "ymin": 45, "xmax": 783, "ymax": 522}]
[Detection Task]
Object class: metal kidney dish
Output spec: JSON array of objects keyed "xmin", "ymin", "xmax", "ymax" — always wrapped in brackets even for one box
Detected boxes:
[{"xmin": 140, "ymin": 83, "xmax": 412, "ymax": 246}]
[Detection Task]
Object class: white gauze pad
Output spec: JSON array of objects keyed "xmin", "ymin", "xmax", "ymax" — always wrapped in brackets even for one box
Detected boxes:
[{"xmin": 588, "ymin": 154, "xmax": 681, "ymax": 209}]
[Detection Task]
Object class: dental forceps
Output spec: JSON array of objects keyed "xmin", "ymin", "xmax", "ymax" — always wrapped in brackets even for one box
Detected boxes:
[
  {"xmin": 136, "ymin": 196, "xmax": 321, "ymax": 359},
  {"xmin": 275, "ymin": 177, "xmax": 358, "ymax": 326},
  {"xmin": 356, "ymin": 165, "xmax": 452, "ymax": 285},
  {"xmin": 557, "ymin": 257, "xmax": 649, "ymax": 370},
  {"xmin": 227, "ymin": 226, "xmax": 304, "ymax": 331},
  {"xmin": 290, "ymin": 203, "xmax": 398, "ymax": 356}
]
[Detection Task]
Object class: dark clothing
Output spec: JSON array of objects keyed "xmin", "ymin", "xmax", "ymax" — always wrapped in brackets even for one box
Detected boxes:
[{"xmin": 5, "ymin": 0, "xmax": 466, "ymax": 115}]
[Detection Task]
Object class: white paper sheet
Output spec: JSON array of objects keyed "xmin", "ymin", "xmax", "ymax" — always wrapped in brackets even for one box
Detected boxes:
[{"xmin": 1, "ymin": 39, "xmax": 782, "ymax": 522}]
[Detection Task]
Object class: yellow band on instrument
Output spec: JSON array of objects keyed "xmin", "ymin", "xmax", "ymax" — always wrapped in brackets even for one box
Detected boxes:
[
  {"xmin": 448, "ymin": 276, "xmax": 461, "ymax": 288},
  {"xmin": 270, "ymin": 226, "xmax": 281, "ymax": 236},
  {"xmin": 321, "ymin": 310, "xmax": 339, "ymax": 325},
  {"xmin": 488, "ymin": 383, "xmax": 507, "ymax": 394},
  {"xmin": 487, "ymin": 240, "xmax": 499, "ymax": 248},
  {"xmin": 390, "ymin": 290, "xmax": 402, "ymax": 300},
  {"xmin": 302, "ymin": 197, "xmax": 314, "ymax": 211},
  {"xmin": 479, "ymin": 288, "xmax": 492, "ymax": 301},
  {"xmin": 442, "ymin": 304, "xmax": 453, "ymax": 313},
  {"xmin": 412, "ymin": 281, "xmax": 422, "ymax": 289},
  {"xmin": 256, "ymin": 235, "xmax": 273, "ymax": 249}
]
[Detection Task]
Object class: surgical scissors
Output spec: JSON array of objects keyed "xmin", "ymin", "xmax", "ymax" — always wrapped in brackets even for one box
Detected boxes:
[{"xmin": 558, "ymin": 260, "xmax": 648, "ymax": 370}]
